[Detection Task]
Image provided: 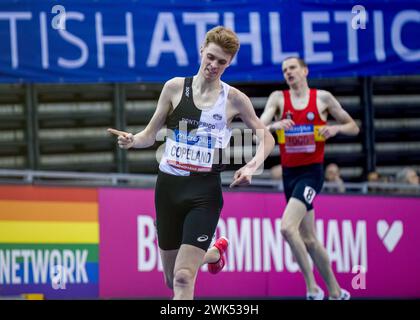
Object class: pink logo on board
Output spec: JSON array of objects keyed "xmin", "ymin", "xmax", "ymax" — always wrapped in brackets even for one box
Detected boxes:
[{"xmin": 377, "ymin": 220, "xmax": 403, "ymax": 252}]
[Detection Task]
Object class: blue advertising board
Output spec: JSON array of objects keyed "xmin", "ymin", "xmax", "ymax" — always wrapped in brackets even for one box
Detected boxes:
[{"xmin": 0, "ymin": 0, "xmax": 419, "ymax": 83}]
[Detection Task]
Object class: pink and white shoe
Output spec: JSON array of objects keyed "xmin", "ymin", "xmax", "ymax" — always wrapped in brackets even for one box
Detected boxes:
[
  {"xmin": 329, "ymin": 289, "xmax": 351, "ymax": 300},
  {"xmin": 208, "ymin": 237, "xmax": 229, "ymax": 274},
  {"xmin": 306, "ymin": 286, "xmax": 325, "ymax": 300}
]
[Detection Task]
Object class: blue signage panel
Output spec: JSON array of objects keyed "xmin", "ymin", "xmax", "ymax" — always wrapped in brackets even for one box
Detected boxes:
[{"xmin": 0, "ymin": 0, "xmax": 419, "ymax": 83}]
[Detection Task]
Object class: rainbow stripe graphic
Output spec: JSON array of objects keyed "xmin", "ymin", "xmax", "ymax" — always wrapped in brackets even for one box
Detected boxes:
[{"xmin": 0, "ymin": 186, "xmax": 99, "ymax": 299}]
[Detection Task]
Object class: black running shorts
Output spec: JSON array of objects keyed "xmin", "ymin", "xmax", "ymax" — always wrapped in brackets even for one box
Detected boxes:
[
  {"xmin": 155, "ymin": 170, "xmax": 223, "ymax": 251},
  {"xmin": 282, "ymin": 163, "xmax": 324, "ymax": 211}
]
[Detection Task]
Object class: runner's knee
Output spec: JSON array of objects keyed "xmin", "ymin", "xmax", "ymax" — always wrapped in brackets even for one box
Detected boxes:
[
  {"xmin": 301, "ymin": 235, "xmax": 318, "ymax": 250},
  {"xmin": 174, "ymin": 268, "xmax": 195, "ymax": 288},
  {"xmin": 281, "ymin": 224, "xmax": 299, "ymax": 240}
]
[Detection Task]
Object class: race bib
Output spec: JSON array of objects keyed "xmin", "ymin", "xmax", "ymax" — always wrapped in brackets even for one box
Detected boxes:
[
  {"xmin": 165, "ymin": 130, "xmax": 215, "ymax": 172},
  {"xmin": 284, "ymin": 124, "xmax": 315, "ymax": 153}
]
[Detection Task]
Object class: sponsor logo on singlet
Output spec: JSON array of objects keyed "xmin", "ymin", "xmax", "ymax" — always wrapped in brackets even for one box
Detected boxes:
[
  {"xmin": 285, "ymin": 111, "xmax": 293, "ymax": 120},
  {"xmin": 213, "ymin": 113, "xmax": 223, "ymax": 121},
  {"xmin": 306, "ymin": 112, "xmax": 315, "ymax": 121},
  {"xmin": 181, "ymin": 117, "xmax": 216, "ymax": 130}
]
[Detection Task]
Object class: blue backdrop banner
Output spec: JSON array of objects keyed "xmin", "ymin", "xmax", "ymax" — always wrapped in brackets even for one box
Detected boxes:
[{"xmin": 0, "ymin": 0, "xmax": 419, "ymax": 83}]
